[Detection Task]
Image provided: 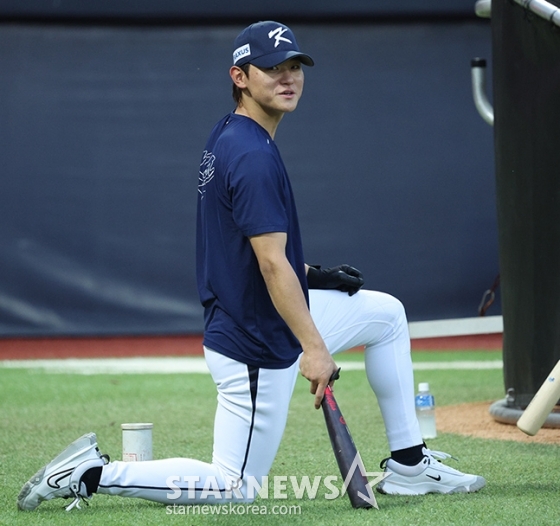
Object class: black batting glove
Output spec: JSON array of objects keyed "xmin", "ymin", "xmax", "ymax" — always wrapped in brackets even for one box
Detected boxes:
[{"xmin": 306, "ymin": 264, "xmax": 365, "ymax": 296}]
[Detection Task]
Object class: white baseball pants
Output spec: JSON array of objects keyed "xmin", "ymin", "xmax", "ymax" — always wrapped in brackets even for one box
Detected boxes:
[{"xmin": 98, "ymin": 289, "xmax": 422, "ymax": 504}]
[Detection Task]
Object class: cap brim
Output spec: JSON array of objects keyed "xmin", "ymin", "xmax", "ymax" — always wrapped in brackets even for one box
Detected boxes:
[{"xmin": 248, "ymin": 50, "xmax": 314, "ymax": 68}]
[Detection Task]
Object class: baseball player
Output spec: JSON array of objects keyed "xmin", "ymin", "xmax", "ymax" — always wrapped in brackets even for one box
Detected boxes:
[{"xmin": 18, "ymin": 21, "xmax": 485, "ymax": 512}]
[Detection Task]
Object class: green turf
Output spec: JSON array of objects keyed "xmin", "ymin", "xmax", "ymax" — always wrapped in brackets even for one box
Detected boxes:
[
  {"xmin": 1, "ymin": 351, "xmax": 558, "ymax": 526},
  {"xmin": 411, "ymin": 350, "xmax": 502, "ymax": 362},
  {"xmin": 338, "ymin": 349, "xmax": 502, "ymax": 362}
]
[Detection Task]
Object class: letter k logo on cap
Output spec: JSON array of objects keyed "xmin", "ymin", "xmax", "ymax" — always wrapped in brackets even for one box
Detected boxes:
[{"xmin": 268, "ymin": 27, "xmax": 292, "ymax": 48}]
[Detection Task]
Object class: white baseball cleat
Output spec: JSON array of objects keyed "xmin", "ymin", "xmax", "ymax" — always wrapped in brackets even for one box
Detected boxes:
[
  {"xmin": 376, "ymin": 448, "xmax": 486, "ymax": 495},
  {"xmin": 18, "ymin": 432, "xmax": 109, "ymax": 511}
]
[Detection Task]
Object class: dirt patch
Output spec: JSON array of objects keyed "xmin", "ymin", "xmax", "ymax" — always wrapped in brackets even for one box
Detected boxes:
[{"xmin": 436, "ymin": 401, "xmax": 560, "ymax": 445}]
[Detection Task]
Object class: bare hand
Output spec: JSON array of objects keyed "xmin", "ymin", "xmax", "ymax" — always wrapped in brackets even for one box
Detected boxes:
[{"xmin": 299, "ymin": 348, "xmax": 339, "ymax": 409}]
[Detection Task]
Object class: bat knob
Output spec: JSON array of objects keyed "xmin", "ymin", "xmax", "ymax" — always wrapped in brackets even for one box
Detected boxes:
[{"xmin": 330, "ymin": 368, "xmax": 341, "ymax": 382}]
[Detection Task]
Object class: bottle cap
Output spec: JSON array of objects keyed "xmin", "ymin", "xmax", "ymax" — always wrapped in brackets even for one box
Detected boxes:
[{"xmin": 418, "ymin": 382, "xmax": 430, "ymax": 392}]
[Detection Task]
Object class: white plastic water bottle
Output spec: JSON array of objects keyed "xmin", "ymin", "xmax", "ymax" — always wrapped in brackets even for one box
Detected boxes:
[{"xmin": 415, "ymin": 382, "xmax": 437, "ymax": 439}]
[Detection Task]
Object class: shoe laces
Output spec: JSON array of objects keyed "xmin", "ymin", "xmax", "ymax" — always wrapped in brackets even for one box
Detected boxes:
[
  {"xmin": 423, "ymin": 448, "xmax": 458, "ymax": 464},
  {"xmin": 379, "ymin": 449, "xmax": 458, "ymax": 469},
  {"xmin": 65, "ymin": 482, "xmax": 89, "ymax": 512},
  {"xmin": 65, "ymin": 452, "xmax": 110, "ymax": 512}
]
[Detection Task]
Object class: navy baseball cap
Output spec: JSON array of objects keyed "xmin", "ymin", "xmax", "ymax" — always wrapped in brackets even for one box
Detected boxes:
[{"xmin": 232, "ymin": 21, "xmax": 314, "ymax": 68}]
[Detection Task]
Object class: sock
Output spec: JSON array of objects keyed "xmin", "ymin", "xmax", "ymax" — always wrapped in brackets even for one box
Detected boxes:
[
  {"xmin": 390, "ymin": 443, "xmax": 425, "ymax": 466},
  {"xmin": 81, "ymin": 466, "xmax": 102, "ymax": 495}
]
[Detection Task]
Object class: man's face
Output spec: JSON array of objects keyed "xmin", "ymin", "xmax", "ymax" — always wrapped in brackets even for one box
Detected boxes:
[{"xmin": 244, "ymin": 58, "xmax": 305, "ymax": 115}]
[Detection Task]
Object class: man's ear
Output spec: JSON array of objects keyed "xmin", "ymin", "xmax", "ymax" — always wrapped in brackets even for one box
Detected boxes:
[{"xmin": 230, "ymin": 65, "xmax": 248, "ymax": 89}]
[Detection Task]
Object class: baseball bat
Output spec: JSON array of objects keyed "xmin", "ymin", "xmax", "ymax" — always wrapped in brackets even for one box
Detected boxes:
[
  {"xmin": 321, "ymin": 370, "xmax": 375, "ymax": 509},
  {"xmin": 517, "ymin": 360, "xmax": 560, "ymax": 436}
]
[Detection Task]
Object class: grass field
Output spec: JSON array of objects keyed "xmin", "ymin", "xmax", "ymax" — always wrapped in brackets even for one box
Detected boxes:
[{"xmin": 1, "ymin": 350, "xmax": 559, "ymax": 525}]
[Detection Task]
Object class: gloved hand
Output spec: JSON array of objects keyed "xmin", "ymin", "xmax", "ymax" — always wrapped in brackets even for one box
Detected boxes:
[{"xmin": 306, "ymin": 264, "xmax": 365, "ymax": 296}]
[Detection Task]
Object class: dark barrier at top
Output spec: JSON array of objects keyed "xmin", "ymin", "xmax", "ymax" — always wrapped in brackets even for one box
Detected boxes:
[
  {"xmin": 0, "ymin": 0, "xmax": 479, "ymax": 20},
  {"xmin": 0, "ymin": 21, "xmax": 496, "ymax": 337},
  {"xmin": 492, "ymin": 0, "xmax": 560, "ymax": 404}
]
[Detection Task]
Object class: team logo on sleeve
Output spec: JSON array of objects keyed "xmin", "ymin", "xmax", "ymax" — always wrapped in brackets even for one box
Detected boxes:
[{"xmin": 198, "ymin": 150, "xmax": 215, "ymax": 198}]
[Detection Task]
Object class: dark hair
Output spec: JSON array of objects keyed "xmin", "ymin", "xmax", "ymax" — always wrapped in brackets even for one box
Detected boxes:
[{"xmin": 232, "ymin": 63, "xmax": 251, "ymax": 105}]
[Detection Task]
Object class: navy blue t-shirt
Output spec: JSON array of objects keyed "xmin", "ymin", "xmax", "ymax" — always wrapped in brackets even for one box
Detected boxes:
[{"xmin": 196, "ymin": 113, "xmax": 307, "ymax": 369}]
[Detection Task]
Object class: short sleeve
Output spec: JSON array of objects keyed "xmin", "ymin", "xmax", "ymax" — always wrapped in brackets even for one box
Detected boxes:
[{"xmin": 228, "ymin": 150, "xmax": 289, "ymax": 237}]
